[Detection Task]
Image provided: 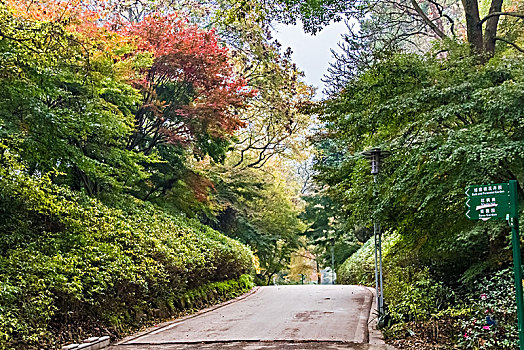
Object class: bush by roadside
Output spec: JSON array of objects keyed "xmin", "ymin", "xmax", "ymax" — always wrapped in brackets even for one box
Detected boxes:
[
  {"xmin": 0, "ymin": 159, "xmax": 255, "ymax": 349},
  {"xmin": 458, "ymin": 268, "xmax": 518, "ymax": 349},
  {"xmin": 337, "ymin": 231, "xmax": 521, "ymax": 349},
  {"xmin": 338, "ymin": 232, "xmax": 451, "ymax": 324}
]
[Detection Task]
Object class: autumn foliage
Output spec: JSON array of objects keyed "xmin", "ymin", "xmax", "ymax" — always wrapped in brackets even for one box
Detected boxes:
[
  {"xmin": 125, "ymin": 14, "xmax": 253, "ymax": 150},
  {"xmin": 0, "ymin": 1, "xmax": 259, "ymax": 347},
  {"xmin": 6, "ymin": 0, "xmax": 252, "ymax": 150}
]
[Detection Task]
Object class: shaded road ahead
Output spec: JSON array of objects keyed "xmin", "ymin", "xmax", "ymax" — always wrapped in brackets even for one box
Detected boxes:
[{"xmin": 111, "ymin": 285, "xmax": 394, "ymax": 349}]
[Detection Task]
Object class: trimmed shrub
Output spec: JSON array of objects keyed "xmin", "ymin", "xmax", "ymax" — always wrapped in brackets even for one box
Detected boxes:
[
  {"xmin": 337, "ymin": 231, "xmax": 401, "ymax": 285},
  {"xmin": 0, "ymin": 162, "xmax": 254, "ymax": 349},
  {"xmin": 337, "ymin": 232, "xmax": 450, "ymax": 323}
]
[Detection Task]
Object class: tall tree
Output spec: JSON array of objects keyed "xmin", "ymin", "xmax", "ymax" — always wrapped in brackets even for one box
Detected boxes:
[
  {"xmin": 207, "ymin": 161, "xmax": 306, "ymax": 285},
  {"xmin": 0, "ymin": 1, "xmax": 153, "ymax": 196},
  {"xmin": 316, "ymin": 51, "xmax": 524, "ymax": 277},
  {"xmin": 125, "ymin": 14, "xmax": 251, "ymax": 156}
]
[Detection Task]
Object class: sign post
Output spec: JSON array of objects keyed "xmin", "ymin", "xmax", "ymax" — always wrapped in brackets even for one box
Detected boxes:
[
  {"xmin": 509, "ymin": 180, "xmax": 524, "ymax": 350},
  {"xmin": 466, "ymin": 180, "xmax": 523, "ymax": 349}
]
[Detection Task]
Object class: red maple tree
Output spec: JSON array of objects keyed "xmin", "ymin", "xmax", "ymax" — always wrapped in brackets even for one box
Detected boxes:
[{"xmin": 124, "ymin": 14, "xmax": 255, "ymax": 155}]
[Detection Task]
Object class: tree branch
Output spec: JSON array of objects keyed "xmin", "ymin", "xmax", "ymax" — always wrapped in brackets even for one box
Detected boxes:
[
  {"xmin": 427, "ymin": 0, "xmax": 456, "ymax": 37},
  {"xmin": 479, "ymin": 12, "xmax": 524, "ymax": 25},
  {"xmin": 494, "ymin": 37, "xmax": 524, "ymax": 52},
  {"xmin": 409, "ymin": 0, "xmax": 448, "ymax": 39}
]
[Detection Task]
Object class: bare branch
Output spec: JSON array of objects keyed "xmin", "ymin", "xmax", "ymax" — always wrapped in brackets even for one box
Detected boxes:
[
  {"xmin": 494, "ymin": 37, "xmax": 524, "ymax": 52},
  {"xmin": 480, "ymin": 12, "xmax": 524, "ymax": 25},
  {"xmin": 427, "ymin": 0, "xmax": 456, "ymax": 37},
  {"xmin": 410, "ymin": 0, "xmax": 448, "ymax": 39}
]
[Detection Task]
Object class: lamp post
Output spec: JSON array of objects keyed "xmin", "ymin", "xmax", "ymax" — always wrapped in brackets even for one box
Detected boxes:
[
  {"xmin": 361, "ymin": 148, "xmax": 390, "ymax": 316},
  {"xmin": 330, "ymin": 236, "xmax": 335, "ymax": 284}
]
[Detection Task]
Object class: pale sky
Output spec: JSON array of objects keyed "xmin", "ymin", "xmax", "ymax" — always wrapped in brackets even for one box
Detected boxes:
[{"xmin": 272, "ymin": 21, "xmax": 348, "ymax": 99}]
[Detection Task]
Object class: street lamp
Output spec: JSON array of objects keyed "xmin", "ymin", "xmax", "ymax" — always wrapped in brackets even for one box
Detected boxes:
[
  {"xmin": 361, "ymin": 148, "xmax": 390, "ymax": 316},
  {"xmin": 329, "ymin": 235, "xmax": 335, "ymax": 285}
]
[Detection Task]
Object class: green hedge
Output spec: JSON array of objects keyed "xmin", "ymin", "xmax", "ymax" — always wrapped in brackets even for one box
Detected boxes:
[
  {"xmin": 337, "ymin": 232, "xmax": 449, "ymax": 323},
  {"xmin": 178, "ymin": 274, "xmax": 255, "ymax": 310},
  {"xmin": 0, "ymin": 162, "xmax": 254, "ymax": 349},
  {"xmin": 337, "ymin": 232, "xmax": 401, "ymax": 286}
]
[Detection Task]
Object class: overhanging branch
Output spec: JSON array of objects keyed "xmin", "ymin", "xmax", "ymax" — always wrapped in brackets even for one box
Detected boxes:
[
  {"xmin": 494, "ymin": 37, "xmax": 524, "ymax": 52},
  {"xmin": 479, "ymin": 12, "xmax": 524, "ymax": 25}
]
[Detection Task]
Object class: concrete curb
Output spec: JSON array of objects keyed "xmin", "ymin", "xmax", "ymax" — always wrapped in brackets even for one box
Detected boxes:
[
  {"xmin": 115, "ymin": 286, "xmax": 261, "ymax": 346},
  {"xmin": 355, "ymin": 285, "xmax": 373, "ymax": 344},
  {"xmin": 61, "ymin": 336, "xmax": 110, "ymax": 350},
  {"xmin": 365, "ymin": 287, "xmax": 386, "ymax": 346},
  {"xmin": 62, "ymin": 287, "xmax": 260, "ymax": 350}
]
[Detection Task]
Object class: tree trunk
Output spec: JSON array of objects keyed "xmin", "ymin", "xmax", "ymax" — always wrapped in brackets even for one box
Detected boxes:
[
  {"xmin": 266, "ymin": 271, "xmax": 275, "ymax": 285},
  {"xmin": 462, "ymin": 0, "xmax": 483, "ymax": 53},
  {"xmin": 483, "ymin": 0, "xmax": 504, "ymax": 55}
]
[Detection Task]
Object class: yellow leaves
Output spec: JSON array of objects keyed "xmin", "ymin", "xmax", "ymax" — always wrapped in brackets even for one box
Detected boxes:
[
  {"xmin": 288, "ymin": 247, "xmax": 318, "ymax": 282},
  {"xmin": 7, "ymin": 0, "xmax": 85, "ymax": 22},
  {"xmin": 4, "ymin": 0, "xmax": 134, "ymax": 61}
]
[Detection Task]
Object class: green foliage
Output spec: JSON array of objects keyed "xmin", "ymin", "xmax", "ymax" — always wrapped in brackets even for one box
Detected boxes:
[
  {"xmin": 319, "ymin": 48, "xmax": 524, "ymax": 279},
  {"xmin": 178, "ymin": 274, "xmax": 255, "ymax": 310},
  {"xmin": 0, "ymin": 157, "xmax": 254, "ymax": 348},
  {"xmin": 385, "ymin": 267, "xmax": 449, "ymax": 323},
  {"xmin": 338, "ymin": 232, "xmax": 452, "ymax": 325},
  {"xmin": 337, "ymin": 238, "xmax": 375, "ymax": 285},
  {"xmin": 337, "ymin": 232, "xmax": 401, "ymax": 286},
  {"xmin": 214, "ymin": 0, "xmax": 347, "ymax": 34},
  {"xmin": 0, "ymin": 1, "xmax": 310, "ymax": 348},
  {"xmin": 0, "ymin": 5, "xmax": 154, "ymax": 197},
  {"xmin": 322, "ymin": 44, "xmax": 524, "ymax": 347},
  {"xmin": 300, "ymin": 192, "xmax": 360, "ymax": 270},
  {"xmin": 209, "ymin": 165, "xmax": 305, "ymax": 285},
  {"xmin": 459, "ymin": 269, "xmax": 519, "ymax": 349}
]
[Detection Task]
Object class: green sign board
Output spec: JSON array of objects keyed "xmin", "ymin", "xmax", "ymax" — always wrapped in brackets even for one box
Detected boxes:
[
  {"xmin": 465, "ymin": 183, "xmax": 511, "ymax": 221},
  {"xmin": 465, "ymin": 180, "xmax": 524, "ymax": 350}
]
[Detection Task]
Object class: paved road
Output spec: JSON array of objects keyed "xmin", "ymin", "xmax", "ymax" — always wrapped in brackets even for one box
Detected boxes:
[{"xmin": 111, "ymin": 285, "xmax": 394, "ymax": 350}]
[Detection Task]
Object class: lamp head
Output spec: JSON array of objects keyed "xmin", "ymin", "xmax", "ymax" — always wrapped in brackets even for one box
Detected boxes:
[{"xmin": 361, "ymin": 148, "xmax": 391, "ymax": 175}]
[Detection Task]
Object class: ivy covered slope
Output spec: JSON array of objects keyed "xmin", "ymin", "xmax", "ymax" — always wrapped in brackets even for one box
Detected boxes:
[{"xmin": 0, "ymin": 156, "xmax": 254, "ymax": 348}]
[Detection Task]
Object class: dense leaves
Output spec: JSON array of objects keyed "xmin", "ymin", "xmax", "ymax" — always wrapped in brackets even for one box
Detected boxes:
[
  {"xmin": 205, "ymin": 162, "xmax": 306, "ymax": 285},
  {"xmin": 319, "ymin": 30, "xmax": 524, "ymax": 350},
  {"xmin": 0, "ymin": 154, "xmax": 254, "ymax": 348},
  {"xmin": 0, "ymin": 0, "xmax": 311, "ymax": 347},
  {"xmin": 0, "ymin": 0, "xmax": 320, "ymax": 346},
  {"xmin": 126, "ymin": 14, "xmax": 252, "ymax": 154},
  {"xmin": 0, "ymin": 3, "xmax": 149, "ymax": 196},
  {"xmin": 318, "ymin": 50, "xmax": 524, "ymax": 265},
  {"xmin": 299, "ymin": 192, "xmax": 360, "ymax": 270}
]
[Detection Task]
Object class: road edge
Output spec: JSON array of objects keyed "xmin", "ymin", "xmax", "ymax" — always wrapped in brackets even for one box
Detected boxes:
[
  {"xmin": 365, "ymin": 287, "xmax": 386, "ymax": 345},
  {"xmin": 115, "ymin": 286, "xmax": 261, "ymax": 346},
  {"xmin": 354, "ymin": 285, "xmax": 372, "ymax": 343}
]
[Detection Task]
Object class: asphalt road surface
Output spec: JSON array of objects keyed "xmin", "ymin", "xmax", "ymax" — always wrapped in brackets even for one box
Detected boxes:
[{"xmin": 111, "ymin": 285, "xmax": 395, "ymax": 350}]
